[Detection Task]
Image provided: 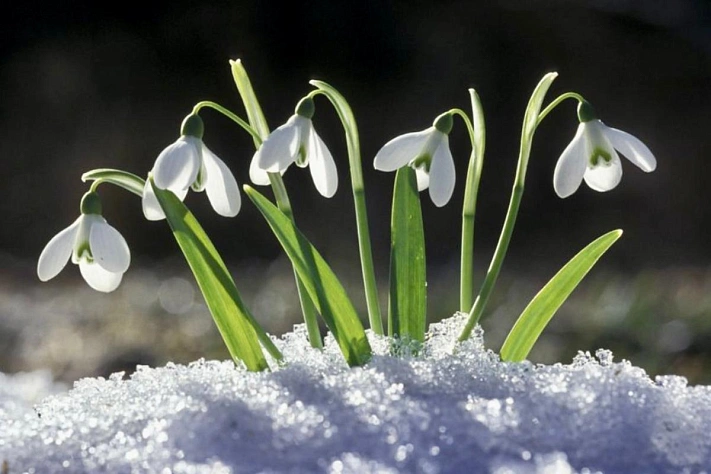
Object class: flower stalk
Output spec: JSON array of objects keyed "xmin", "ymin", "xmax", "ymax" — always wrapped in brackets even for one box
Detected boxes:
[
  {"xmin": 231, "ymin": 59, "xmax": 324, "ymax": 348},
  {"xmin": 308, "ymin": 81, "xmax": 384, "ymax": 335},
  {"xmin": 191, "ymin": 101, "xmax": 262, "ymax": 144},
  {"xmin": 459, "ymin": 73, "xmax": 558, "ymax": 341},
  {"xmin": 455, "ymin": 90, "xmax": 486, "ymax": 312}
]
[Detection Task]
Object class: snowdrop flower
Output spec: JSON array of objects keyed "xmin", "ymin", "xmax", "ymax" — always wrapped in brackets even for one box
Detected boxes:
[
  {"xmin": 142, "ymin": 114, "xmax": 241, "ymax": 220},
  {"xmin": 252, "ymin": 97, "xmax": 338, "ymax": 198},
  {"xmin": 373, "ymin": 112, "xmax": 455, "ymax": 207},
  {"xmin": 37, "ymin": 192, "xmax": 130, "ymax": 293},
  {"xmin": 554, "ymin": 101, "xmax": 657, "ymax": 198}
]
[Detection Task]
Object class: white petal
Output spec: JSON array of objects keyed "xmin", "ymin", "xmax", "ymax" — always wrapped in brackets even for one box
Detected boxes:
[
  {"xmin": 428, "ymin": 135, "xmax": 456, "ymax": 207},
  {"xmin": 414, "ymin": 166, "xmax": 430, "ymax": 191},
  {"xmin": 141, "ymin": 180, "xmax": 189, "ymax": 221},
  {"xmin": 90, "ymin": 219, "xmax": 130, "ymax": 273},
  {"xmin": 202, "ymin": 143, "xmax": 241, "ymax": 217},
  {"xmin": 307, "ymin": 125, "xmax": 338, "ymax": 198},
  {"xmin": 249, "ymin": 155, "xmax": 272, "ymax": 186},
  {"xmin": 584, "ymin": 155, "xmax": 623, "ymax": 192},
  {"xmin": 254, "ymin": 116, "xmax": 300, "ymax": 172},
  {"xmin": 142, "ymin": 180, "xmax": 166, "ymax": 221},
  {"xmin": 79, "ymin": 260, "xmax": 123, "ymax": 293},
  {"xmin": 604, "ymin": 125, "xmax": 657, "ymax": 172},
  {"xmin": 553, "ymin": 124, "xmax": 588, "ymax": 198},
  {"xmin": 152, "ymin": 137, "xmax": 201, "ymax": 192},
  {"xmin": 37, "ymin": 217, "xmax": 81, "ymax": 281},
  {"xmin": 373, "ymin": 128, "xmax": 433, "ymax": 171}
]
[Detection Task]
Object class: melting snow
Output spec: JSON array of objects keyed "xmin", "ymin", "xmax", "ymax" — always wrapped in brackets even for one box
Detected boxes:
[{"xmin": 2, "ymin": 313, "xmax": 711, "ymax": 473}]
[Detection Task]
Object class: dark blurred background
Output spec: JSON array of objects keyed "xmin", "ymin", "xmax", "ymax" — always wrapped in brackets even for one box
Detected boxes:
[{"xmin": 2, "ymin": 0, "xmax": 711, "ymax": 383}]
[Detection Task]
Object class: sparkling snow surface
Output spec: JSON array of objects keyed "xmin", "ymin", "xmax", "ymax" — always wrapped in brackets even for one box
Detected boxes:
[{"xmin": 2, "ymin": 313, "xmax": 711, "ymax": 473}]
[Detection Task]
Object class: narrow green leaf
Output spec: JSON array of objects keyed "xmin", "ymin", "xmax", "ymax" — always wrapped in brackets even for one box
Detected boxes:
[
  {"xmin": 244, "ymin": 185, "xmax": 372, "ymax": 367},
  {"xmin": 151, "ymin": 181, "xmax": 273, "ymax": 371},
  {"xmin": 523, "ymin": 72, "xmax": 558, "ymax": 143},
  {"xmin": 389, "ymin": 167, "xmax": 426, "ymax": 341},
  {"xmin": 81, "ymin": 169, "xmax": 145, "ymax": 197},
  {"xmin": 500, "ymin": 229, "xmax": 623, "ymax": 362},
  {"xmin": 230, "ymin": 59, "xmax": 270, "ymax": 144}
]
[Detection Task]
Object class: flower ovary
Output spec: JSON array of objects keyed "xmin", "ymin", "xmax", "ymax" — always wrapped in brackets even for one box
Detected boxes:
[
  {"xmin": 433, "ymin": 113, "xmax": 454, "ymax": 134},
  {"xmin": 577, "ymin": 100, "xmax": 597, "ymax": 123},
  {"xmin": 80, "ymin": 192, "xmax": 102, "ymax": 215},
  {"xmin": 181, "ymin": 114, "xmax": 205, "ymax": 139},
  {"xmin": 295, "ymin": 97, "xmax": 315, "ymax": 119}
]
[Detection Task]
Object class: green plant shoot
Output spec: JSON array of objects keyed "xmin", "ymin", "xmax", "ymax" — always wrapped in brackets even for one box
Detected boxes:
[
  {"xmin": 459, "ymin": 72, "xmax": 559, "ymax": 342},
  {"xmin": 388, "ymin": 166, "xmax": 426, "ymax": 341},
  {"xmin": 231, "ymin": 59, "xmax": 323, "ymax": 349},
  {"xmin": 245, "ymin": 185, "xmax": 372, "ymax": 367},
  {"xmin": 500, "ymin": 229, "xmax": 623, "ymax": 362},
  {"xmin": 151, "ymin": 180, "xmax": 283, "ymax": 370},
  {"xmin": 82, "ymin": 169, "xmax": 282, "ymax": 371}
]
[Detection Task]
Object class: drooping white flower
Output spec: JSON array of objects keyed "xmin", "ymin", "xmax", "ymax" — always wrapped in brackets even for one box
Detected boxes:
[
  {"xmin": 251, "ymin": 97, "xmax": 338, "ymax": 198},
  {"xmin": 142, "ymin": 114, "xmax": 241, "ymax": 220},
  {"xmin": 554, "ymin": 101, "xmax": 657, "ymax": 198},
  {"xmin": 37, "ymin": 192, "xmax": 130, "ymax": 293},
  {"xmin": 373, "ymin": 113, "xmax": 455, "ymax": 207}
]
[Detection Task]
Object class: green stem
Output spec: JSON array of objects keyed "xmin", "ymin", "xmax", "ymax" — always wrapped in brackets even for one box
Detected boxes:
[
  {"xmin": 459, "ymin": 73, "xmax": 558, "ymax": 341},
  {"xmin": 82, "ymin": 169, "xmax": 146, "ymax": 196},
  {"xmin": 192, "ymin": 101, "xmax": 262, "ymax": 145},
  {"xmin": 449, "ymin": 92, "xmax": 486, "ymax": 313},
  {"xmin": 308, "ymin": 82, "xmax": 384, "ymax": 335},
  {"xmin": 231, "ymin": 59, "xmax": 323, "ymax": 348},
  {"xmin": 537, "ymin": 92, "xmax": 584, "ymax": 125}
]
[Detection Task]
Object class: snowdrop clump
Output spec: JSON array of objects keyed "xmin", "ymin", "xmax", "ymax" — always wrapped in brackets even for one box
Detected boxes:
[{"xmin": 36, "ymin": 61, "xmax": 659, "ymax": 368}]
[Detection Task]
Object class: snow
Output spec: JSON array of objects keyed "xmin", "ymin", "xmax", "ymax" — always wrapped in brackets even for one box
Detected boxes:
[{"xmin": 2, "ymin": 313, "xmax": 711, "ymax": 473}]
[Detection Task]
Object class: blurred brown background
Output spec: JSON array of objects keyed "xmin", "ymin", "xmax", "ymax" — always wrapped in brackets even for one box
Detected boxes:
[{"xmin": 2, "ymin": 0, "xmax": 711, "ymax": 383}]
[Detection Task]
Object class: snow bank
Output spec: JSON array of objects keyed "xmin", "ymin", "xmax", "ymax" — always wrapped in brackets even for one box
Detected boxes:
[{"xmin": 2, "ymin": 313, "xmax": 711, "ymax": 473}]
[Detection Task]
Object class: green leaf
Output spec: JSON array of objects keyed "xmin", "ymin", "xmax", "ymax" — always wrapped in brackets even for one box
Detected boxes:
[
  {"xmin": 523, "ymin": 72, "xmax": 558, "ymax": 143},
  {"xmin": 230, "ymin": 59, "xmax": 270, "ymax": 144},
  {"xmin": 388, "ymin": 167, "xmax": 426, "ymax": 341},
  {"xmin": 500, "ymin": 229, "xmax": 623, "ymax": 362},
  {"xmin": 151, "ymin": 181, "xmax": 275, "ymax": 371},
  {"xmin": 244, "ymin": 185, "xmax": 372, "ymax": 367},
  {"xmin": 81, "ymin": 169, "xmax": 145, "ymax": 197}
]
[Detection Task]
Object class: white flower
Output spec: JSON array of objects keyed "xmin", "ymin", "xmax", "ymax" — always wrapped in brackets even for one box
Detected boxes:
[
  {"xmin": 142, "ymin": 114, "xmax": 241, "ymax": 220},
  {"xmin": 554, "ymin": 117, "xmax": 657, "ymax": 198},
  {"xmin": 37, "ymin": 193, "xmax": 130, "ymax": 293},
  {"xmin": 251, "ymin": 98, "xmax": 338, "ymax": 198},
  {"xmin": 373, "ymin": 113, "xmax": 455, "ymax": 207}
]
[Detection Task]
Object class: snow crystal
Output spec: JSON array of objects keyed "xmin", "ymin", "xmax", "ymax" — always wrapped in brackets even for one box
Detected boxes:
[{"xmin": 2, "ymin": 313, "xmax": 711, "ymax": 473}]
